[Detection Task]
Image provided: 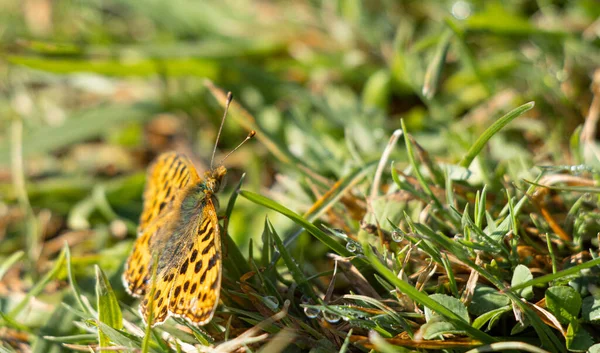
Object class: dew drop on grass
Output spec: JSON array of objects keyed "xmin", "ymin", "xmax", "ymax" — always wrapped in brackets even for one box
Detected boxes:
[
  {"xmin": 263, "ymin": 296, "xmax": 279, "ymax": 310},
  {"xmin": 346, "ymin": 242, "xmax": 357, "ymax": 252},
  {"xmin": 323, "ymin": 311, "xmax": 341, "ymax": 323},
  {"xmin": 391, "ymin": 230, "xmax": 404, "ymax": 242},
  {"xmin": 300, "ymin": 295, "xmax": 311, "ymax": 304},
  {"xmin": 304, "ymin": 307, "xmax": 320, "ymax": 319}
]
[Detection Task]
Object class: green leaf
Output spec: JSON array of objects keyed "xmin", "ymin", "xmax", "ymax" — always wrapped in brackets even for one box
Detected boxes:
[
  {"xmin": 472, "ymin": 305, "xmax": 511, "ymax": 330},
  {"xmin": 95, "ymin": 265, "xmax": 123, "ymax": 347},
  {"xmin": 589, "ymin": 343, "xmax": 600, "ymax": 353},
  {"xmin": 422, "ymin": 294, "xmax": 469, "ymax": 338},
  {"xmin": 421, "ymin": 319, "xmax": 463, "ymax": 340},
  {"xmin": 566, "ymin": 321, "xmax": 594, "ymax": 352},
  {"xmin": 582, "ymin": 296, "xmax": 600, "ymax": 322},
  {"xmin": 511, "ymin": 264, "xmax": 533, "ymax": 299},
  {"xmin": 425, "ymin": 294, "xmax": 470, "ymax": 323},
  {"xmin": 469, "ymin": 285, "xmax": 510, "ymax": 316},
  {"xmin": 545, "ymin": 286, "xmax": 582, "ymax": 325}
]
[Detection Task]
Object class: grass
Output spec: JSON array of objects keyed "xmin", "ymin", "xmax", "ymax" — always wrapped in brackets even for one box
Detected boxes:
[{"xmin": 1, "ymin": 0, "xmax": 600, "ymax": 352}]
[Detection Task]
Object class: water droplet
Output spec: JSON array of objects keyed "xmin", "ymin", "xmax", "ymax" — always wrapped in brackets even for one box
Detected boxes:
[
  {"xmin": 300, "ymin": 295, "xmax": 311, "ymax": 304},
  {"xmin": 263, "ymin": 296, "xmax": 279, "ymax": 310},
  {"xmin": 323, "ymin": 311, "xmax": 341, "ymax": 323},
  {"xmin": 304, "ymin": 307, "xmax": 320, "ymax": 319},
  {"xmin": 391, "ymin": 230, "xmax": 404, "ymax": 242},
  {"xmin": 332, "ymin": 228, "xmax": 347, "ymax": 237},
  {"xmin": 451, "ymin": 0, "xmax": 471, "ymax": 20},
  {"xmin": 346, "ymin": 242, "xmax": 357, "ymax": 252}
]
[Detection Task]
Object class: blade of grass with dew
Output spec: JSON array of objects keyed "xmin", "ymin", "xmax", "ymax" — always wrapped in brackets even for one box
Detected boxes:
[
  {"xmin": 344, "ymin": 294, "xmax": 413, "ymax": 336},
  {"xmin": 238, "ymin": 190, "xmax": 356, "ymax": 260},
  {"xmin": 8, "ymin": 248, "xmax": 66, "ymax": 319},
  {"xmin": 280, "ymin": 161, "xmax": 377, "ymax": 255},
  {"xmin": 95, "ymin": 265, "xmax": 123, "ymax": 347},
  {"xmin": 267, "ymin": 218, "xmax": 319, "ymax": 302},
  {"xmin": 363, "ymin": 243, "xmax": 496, "ymax": 344},
  {"xmin": 459, "ymin": 102, "xmax": 535, "ymax": 169}
]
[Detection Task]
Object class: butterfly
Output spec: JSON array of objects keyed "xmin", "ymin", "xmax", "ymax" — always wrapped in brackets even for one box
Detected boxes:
[{"xmin": 122, "ymin": 93, "xmax": 253, "ymax": 326}]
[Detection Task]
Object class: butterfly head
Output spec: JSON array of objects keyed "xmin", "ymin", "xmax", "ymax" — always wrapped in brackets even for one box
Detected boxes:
[{"xmin": 204, "ymin": 165, "xmax": 227, "ymax": 193}]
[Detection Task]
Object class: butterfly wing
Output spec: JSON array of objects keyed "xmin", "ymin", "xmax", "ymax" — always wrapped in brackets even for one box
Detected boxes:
[
  {"xmin": 139, "ymin": 152, "xmax": 201, "ymax": 232},
  {"xmin": 167, "ymin": 197, "xmax": 222, "ymax": 325},
  {"xmin": 123, "ymin": 152, "xmax": 200, "ymax": 297}
]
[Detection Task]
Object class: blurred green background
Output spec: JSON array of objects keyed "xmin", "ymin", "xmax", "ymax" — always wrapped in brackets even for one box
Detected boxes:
[{"xmin": 1, "ymin": 0, "xmax": 600, "ymax": 351}]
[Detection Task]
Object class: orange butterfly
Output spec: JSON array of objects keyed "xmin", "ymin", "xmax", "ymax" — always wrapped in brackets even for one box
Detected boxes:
[{"xmin": 123, "ymin": 93, "xmax": 253, "ymax": 326}]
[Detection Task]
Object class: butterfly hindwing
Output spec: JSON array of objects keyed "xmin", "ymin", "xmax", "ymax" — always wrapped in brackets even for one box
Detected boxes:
[{"xmin": 168, "ymin": 199, "xmax": 222, "ymax": 325}]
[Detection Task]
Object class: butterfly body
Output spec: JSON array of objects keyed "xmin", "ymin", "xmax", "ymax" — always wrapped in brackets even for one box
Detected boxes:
[{"xmin": 123, "ymin": 152, "xmax": 225, "ymax": 326}]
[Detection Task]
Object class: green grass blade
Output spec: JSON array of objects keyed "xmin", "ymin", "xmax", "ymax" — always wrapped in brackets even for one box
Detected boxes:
[
  {"xmin": 239, "ymin": 190, "xmax": 353, "ymax": 258},
  {"xmin": 400, "ymin": 119, "xmax": 445, "ymax": 211},
  {"xmin": 8, "ymin": 248, "xmax": 66, "ymax": 318},
  {"xmin": 267, "ymin": 218, "xmax": 319, "ymax": 302},
  {"xmin": 0, "ymin": 251, "xmax": 24, "ymax": 280},
  {"xmin": 423, "ymin": 30, "xmax": 452, "ymax": 99},
  {"xmin": 65, "ymin": 245, "xmax": 93, "ymax": 316},
  {"xmin": 95, "ymin": 265, "xmax": 123, "ymax": 347},
  {"xmin": 459, "ymin": 102, "xmax": 535, "ymax": 169}
]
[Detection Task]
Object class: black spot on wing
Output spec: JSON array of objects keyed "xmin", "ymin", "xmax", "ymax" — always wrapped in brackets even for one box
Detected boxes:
[{"xmin": 206, "ymin": 252, "xmax": 219, "ymax": 271}]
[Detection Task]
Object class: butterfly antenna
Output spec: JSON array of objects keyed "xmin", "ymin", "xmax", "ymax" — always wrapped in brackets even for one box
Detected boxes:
[
  {"xmin": 211, "ymin": 92, "xmax": 233, "ymax": 170},
  {"xmin": 219, "ymin": 130, "xmax": 256, "ymax": 165}
]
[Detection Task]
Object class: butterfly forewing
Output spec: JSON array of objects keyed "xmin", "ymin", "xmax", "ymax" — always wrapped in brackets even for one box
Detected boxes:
[
  {"xmin": 139, "ymin": 153, "xmax": 201, "ymax": 232},
  {"xmin": 123, "ymin": 153, "xmax": 200, "ymax": 297}
]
